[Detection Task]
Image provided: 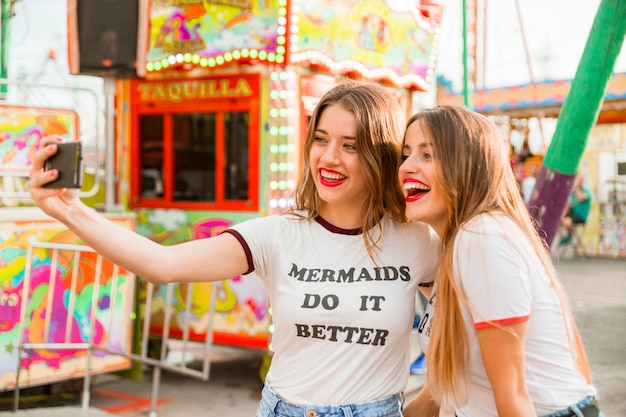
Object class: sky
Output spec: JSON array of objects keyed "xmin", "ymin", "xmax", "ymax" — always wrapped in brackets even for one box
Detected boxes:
[
  {"xmin": 6, "ymin": 0, "xmax": 626, "ymax": 93},
  {"xmin": 435, "ymin": 0, "xmax": 626, "ymax": 91}
]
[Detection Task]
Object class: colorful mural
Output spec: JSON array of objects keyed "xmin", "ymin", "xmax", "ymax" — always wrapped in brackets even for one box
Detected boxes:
[
  {"xmin": 0, "ymin": 106, "xmax": 79, "ymax": 171},
  {"xmin": 142, "ymin": 1, "xmax": 441, "ymax": 91},
  {"xmin": 291, "ymin": 0, "xmax": 441, "ymax": 89},
  {"xmin": 137, "ymin": 209, "xmax": 270, "ymax": 350},
  {"xmin": 598, "ymin": 203, "xmax": 626, "ymax": 257},
  {"xmin": 578, "ymin": 123, "xmax": 626, "ymax": 258},
  {"xmin": 0, "ymin": 217, "xmax": 134, "ymax": 389},
  {"xmin": 146, "ymin": 0, "xmax": 283, "ymax": 70}
]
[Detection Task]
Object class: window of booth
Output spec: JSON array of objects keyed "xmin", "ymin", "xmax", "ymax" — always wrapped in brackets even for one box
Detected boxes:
[{"xmin": 131, "ymin": 102, "xmax": 258, "ymax": 211}]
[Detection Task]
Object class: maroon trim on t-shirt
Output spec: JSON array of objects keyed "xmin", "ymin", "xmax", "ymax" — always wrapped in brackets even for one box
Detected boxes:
[
  {"xmin": 314, "ymin": 215, "xmax": 362, "ymax": 235},
  {"xmin": 221, "ymin": 229, "xmax": 254, "ymax": 274}
]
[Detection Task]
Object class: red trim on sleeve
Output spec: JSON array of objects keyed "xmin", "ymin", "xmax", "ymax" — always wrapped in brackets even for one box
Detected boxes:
[
  {"xmin": 474, "ymin": 314, "xmax": 530, "ymax": 330},
  {"xmin": 221, "ymin": 229, "xmax": 254, "ymax": 274}
]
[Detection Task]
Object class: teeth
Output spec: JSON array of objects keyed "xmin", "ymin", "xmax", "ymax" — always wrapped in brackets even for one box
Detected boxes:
[
  {"xmin": 321, "ymin": 170, "xmax": 346, "ymax": 180},
  {"xmin": 404, "ymin": 182, "xmax": 430, "ymax": 191}
]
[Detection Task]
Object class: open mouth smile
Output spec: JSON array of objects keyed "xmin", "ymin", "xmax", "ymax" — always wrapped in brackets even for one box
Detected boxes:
[
  {"xmin": 319, "ymin": 169, "xmax": 347, "ymax": 187},
  {"xmin": 403, "ymin": 179, "xmax": 430, "ymax": 201}
]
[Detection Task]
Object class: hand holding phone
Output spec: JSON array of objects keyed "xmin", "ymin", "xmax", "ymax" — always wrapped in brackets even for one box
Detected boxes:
[{"xmin": 43, "ymin": 141, "xmax": 83, "ymax": 189}]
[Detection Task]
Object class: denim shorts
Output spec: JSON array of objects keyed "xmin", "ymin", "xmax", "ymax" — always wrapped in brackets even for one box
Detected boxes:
[
  {"xmin": 256, "ymin": 383, "xmax": 404, "ymax": 417},
  {"xmin": 540, "ymin": 395, "xmax": 603, "ymax": 417}
]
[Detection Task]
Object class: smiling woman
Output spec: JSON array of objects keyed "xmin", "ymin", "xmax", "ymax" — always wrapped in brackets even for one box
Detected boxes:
[
  {"xmin": 399, "ymin": 120, "xmax": 446, "ymax": 236},
  {"xmin": 309, "ymin": 104, "xmax": 368, "ymax": 227},
  {"xmin": 28, "ymin": 80, "xmax": 440, "ymax": 416},
  {"xmin": 400, "ymin": 105, "xmax": 602, "ymax": 417}
]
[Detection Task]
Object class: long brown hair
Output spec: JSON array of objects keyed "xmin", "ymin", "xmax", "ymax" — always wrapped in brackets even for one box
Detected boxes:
[
  {"xmin": 291, "ymin": 80, "xmax": 407, "ymax": 253},
  {"xmin": 407, "ymin": 105, "xmax": 591, "ymax": 404}
]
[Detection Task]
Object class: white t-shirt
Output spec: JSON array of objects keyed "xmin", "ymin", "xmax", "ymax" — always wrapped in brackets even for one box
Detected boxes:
[
  {"xmin": 227, "ymin": 213, "xmax": 439, "ymax": 405},
  {"xmin": 417, "ymin": 213, "xmax": 596, "ymax": 416}
]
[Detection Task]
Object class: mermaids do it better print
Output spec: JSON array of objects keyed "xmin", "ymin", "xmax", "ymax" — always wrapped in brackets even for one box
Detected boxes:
[{"xmin": 288, "ymin": 262, "xmax": 412, "ymax": 346}]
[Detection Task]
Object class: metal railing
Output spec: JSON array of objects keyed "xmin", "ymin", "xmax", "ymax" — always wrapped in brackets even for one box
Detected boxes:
[{"xmin": 14, "ymin": 241, "xmax": 217, "ymax": 417}]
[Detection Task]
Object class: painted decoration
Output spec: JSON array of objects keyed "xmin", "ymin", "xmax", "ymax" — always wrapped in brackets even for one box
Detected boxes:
[
  {"xmin": 0, "ymin": 217, "xmax": 134, "ymax": 389},
  {"xmin": 578, "ymin": 123, "xmax": 626, "ymax": 258},
  {"xmin": 0, "ymin": 106, "xmax": 79, "ymax": 171},
  {"xmin": 143, "ymin": 0, "xmax": 442, "ymax": 90},
  {"xmin": 136, "ymin": 209, "xmax": 270, "ymax": 350},
  {"xmin": 145, "ymin": 0, "xmax": 284, "ymax": 71},
  {"xmin": 598, "ymin": 203, "xmax": 626, "ymax": 257},
  {"xmin": 290, "ymin": 0, "xmax": 442, "ymax": 89}
]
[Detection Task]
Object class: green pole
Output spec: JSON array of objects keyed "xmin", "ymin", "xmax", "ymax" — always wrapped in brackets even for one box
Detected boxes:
[
  {"xmin": 528, "ymin": 0, "xmax": 626, "ymax": 246},
  {"xmin": 462, "ymin": 0, "xmax": 470, "ymax": 107},
  {"xmin": 0, "ymin": 0, "xmax": 10, "ymax": 94},
  {"xmin": 542, "ymin": 0, "xmax": 626, "ymax": 174},
  {"xmin": 0, "ymin": 0, "xmax": 11, "ymax": 96}
]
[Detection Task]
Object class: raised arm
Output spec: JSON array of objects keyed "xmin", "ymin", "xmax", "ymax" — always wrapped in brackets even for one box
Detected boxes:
[{"xmin": 28, "ymin": 136, "xmax": 250, "ymax": 284}]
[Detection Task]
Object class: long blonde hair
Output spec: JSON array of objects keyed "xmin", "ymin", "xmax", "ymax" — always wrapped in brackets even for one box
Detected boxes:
[
  {"xmin": 407, "ymin": 105, "xmax": 591, "ymax": 405},
  {"xmin": 291, "ymin": 80, "xmax": 407, "ymax": 253}
]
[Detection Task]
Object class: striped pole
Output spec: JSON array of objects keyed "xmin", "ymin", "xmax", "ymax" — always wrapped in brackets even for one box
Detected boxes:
[{"xmin": 528, "ymin": 0, "xmax": 626, "ymax": 246}]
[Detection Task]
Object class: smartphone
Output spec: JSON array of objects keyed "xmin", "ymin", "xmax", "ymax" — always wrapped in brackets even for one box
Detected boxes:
[{"xmin": 43, "ymin": 141, "xmax": 83, "ymax": 189}]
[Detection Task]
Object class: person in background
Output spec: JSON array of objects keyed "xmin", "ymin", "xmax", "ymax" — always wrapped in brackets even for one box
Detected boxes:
[
  {"xmin": 28, "ymin": 81, "xmax": 439, "ymax": 417},
  {"xmin": 521, "ymin": 164, "xmax": 538, "ymax": 205},
  {"xmin": 559, "ymin": 174, "xmax": 591, "ymax": 245},
  {"xmin": 398, "ymin": 105, "xmax": 601, "ymax": 417}
]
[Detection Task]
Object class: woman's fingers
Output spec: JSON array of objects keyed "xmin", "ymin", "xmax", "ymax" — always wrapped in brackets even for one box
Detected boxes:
[{"xmin": 29, "ymin": 135, "xmax": 64, "ymax": 187}]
